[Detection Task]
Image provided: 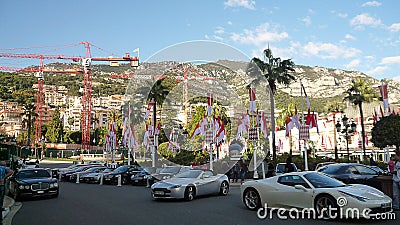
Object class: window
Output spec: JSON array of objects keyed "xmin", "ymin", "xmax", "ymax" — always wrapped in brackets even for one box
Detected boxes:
[
  {"xmin": 278, "ymin": 175, "xmax": 310, "ymax": 188},
  {"xmin": 355, "ymin": 165, "xmax": 377, "ymax": 175}
]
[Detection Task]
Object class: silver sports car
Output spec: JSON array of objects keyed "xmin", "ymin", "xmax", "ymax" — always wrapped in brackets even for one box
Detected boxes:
[{"xmin": 151, "ymin": 169, "xmax": 229, "ymax": 201}]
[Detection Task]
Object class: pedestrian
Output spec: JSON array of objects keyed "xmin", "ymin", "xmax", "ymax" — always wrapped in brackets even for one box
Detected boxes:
[
  {"xmin": 388, "ymin": 156, "xmax": 395, "ymax": 174},
  {"xmin": 369, "ymin": 154, "xmax": 377, "ymax": 166},
  {"xmin": 284, "ymin": 157, "xmax": 295, "ymax": 173},
  {"xmin": 0, "ymin": 160, "xmax": 13, "ymax": 224},
  {"xmin": 392, "ymin": 152, "xmax": 400, "ymax": 211},
  {"xmin": 232, "ymin": 162, "xmax": 239, "ymax": 183},
  {"xmin": 240, "ymin": 160, "xmax": 248, "ymax": 184}
]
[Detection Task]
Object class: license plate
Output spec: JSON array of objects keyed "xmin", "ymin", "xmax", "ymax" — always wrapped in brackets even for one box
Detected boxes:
[
  {"xmin": 105, "ymin": 178, "xmax": 110, "ymax": 180},
  {"xmin": 134, "ymin": 180, "xmax": 138, "ymax": 182},
  {"xmin": 154, "ymin": 191, "xmax": 164, "ymax": 195},
  {"xmin": 37, "ymin": 191, "xmax": 44, "ymax": 194}
]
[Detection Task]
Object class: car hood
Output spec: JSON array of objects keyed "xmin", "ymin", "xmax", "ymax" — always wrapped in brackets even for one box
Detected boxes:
[
  {"xmin": 17, "ymin": 178, "xmax": 56, "ymax": 184},
  {"xmin": 152, "ymin": 173, "xmax": 175, "ymax": 180},
  {"xmin": 152, "ymin": 178, "xmax": 196, "ymax": 188},
  {"xmin": 335, "ymin": 184, "xmax": 387, "ymax": 200}
]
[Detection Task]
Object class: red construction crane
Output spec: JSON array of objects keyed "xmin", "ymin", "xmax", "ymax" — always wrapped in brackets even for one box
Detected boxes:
[{"xmin": 0, "ymin": 42, "xmax": 139, "ymax": 153}]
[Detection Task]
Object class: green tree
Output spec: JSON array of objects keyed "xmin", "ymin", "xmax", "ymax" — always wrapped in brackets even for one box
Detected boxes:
[
  {"xmin": 371, "ymin": 114, "xmax": 400, "ymax": 154},
  {"xmin": 344, "ymin": 78, "xmax": 377, "ymax": 160},
  {"xmin": 21, "ymin": 102, "xmax": 37, "ymax": 150},
  {"xmin": 45, "ymin": 108, "xmax": 63, "ymax": 143},
  {"xmin": 247, "ymin": 48, "xmax": 296, "ymax": 164}
]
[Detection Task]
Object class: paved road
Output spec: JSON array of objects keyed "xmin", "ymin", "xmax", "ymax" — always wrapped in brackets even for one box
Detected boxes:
[{"xmin": 10, "ymin": 162, "xmax": 400, "ymax": 225}]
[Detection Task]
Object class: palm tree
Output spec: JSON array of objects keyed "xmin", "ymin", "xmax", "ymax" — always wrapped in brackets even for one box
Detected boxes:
[
  {"xmin": 324, "ymin": 101, "xmax": 345, "ymax": 160},
  {"xmin": 247, "ymin": 48, "xmax": 296, "ymax": 164},
  {"xmin": 343, "ymin": 78, "xmax": 377, "ymax": 160},
  {"xmin": 21, "ymin": 102, "xmax": 37, "ymax": 152}
]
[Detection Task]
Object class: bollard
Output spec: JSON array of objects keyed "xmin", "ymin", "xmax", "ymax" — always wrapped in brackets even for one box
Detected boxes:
[
  {"xmin": 99, "ymin": 174, "xmax": 103, "ymax": 185},
  {"xmin": 59, "ymin": 173, "xmax": 62, "ymax": 182},
  {"xmin": 76, "ymin": 173, "xmax": 80, "ymax": 184},
  {"xmin": 146, "ymin": 177, "xmax": 150, "ymax": 188},
  {"xmin": 117, "ymin": 174, "xmax": 122, "ymax": 187}
]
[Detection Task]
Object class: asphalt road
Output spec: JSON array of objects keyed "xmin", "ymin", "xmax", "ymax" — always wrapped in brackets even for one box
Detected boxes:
[{"xmin": 10, "ymin": 162, "xmax": 400, "ymax": 225}]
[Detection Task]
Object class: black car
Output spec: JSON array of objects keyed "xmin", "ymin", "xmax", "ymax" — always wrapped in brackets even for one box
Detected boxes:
[
  {"xmin": 60, "ymin": 165, "xmax": 94, "ymax": 181},
  {"xmin": 317, "ymin": 163, "xmax": 383, "ymax": 189},
  {"xmin": 131, "ymin": 167, "xmax": 159, "ymax": 186},
  {"xmin": 9, "ymin": 168, "xmax": 59, "ymax": 201},
  {"xmin": 146, "ymin": 166, "xmax": 190, "ymax": 185},
  {"xmin": 103, "ymin": 165, "xmax": 143, "ymax": 185}
]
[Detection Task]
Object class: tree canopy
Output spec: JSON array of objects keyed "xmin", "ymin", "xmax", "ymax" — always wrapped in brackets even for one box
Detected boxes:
[{"xmin": 371, "ymin": 114, "xmax": 400, "ymax": 153}]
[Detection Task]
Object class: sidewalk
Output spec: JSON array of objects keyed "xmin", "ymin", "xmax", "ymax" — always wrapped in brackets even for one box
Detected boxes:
[{"xmin": 2, "ymin": 196, "xmax": 15, "ymax": 225}]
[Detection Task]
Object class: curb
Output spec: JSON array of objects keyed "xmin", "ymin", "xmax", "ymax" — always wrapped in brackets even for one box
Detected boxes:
[{"xmin": 2, "ymin": 196, "xmax": 15, "ymax": 225}]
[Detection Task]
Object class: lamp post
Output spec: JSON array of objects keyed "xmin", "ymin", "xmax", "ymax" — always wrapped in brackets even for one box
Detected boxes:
[{"xmin": 336, "ymin": 115, "xmax": 356, "ymax": 162}]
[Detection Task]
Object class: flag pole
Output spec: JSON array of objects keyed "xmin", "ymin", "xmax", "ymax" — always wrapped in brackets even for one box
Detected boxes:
[
  {"xmin": 300, "ymin": 80, "xmax": 308, "ymax": 171},
  {"xmin": 127, "ymin": 102, "xmax": 131, "ymax": 166}
]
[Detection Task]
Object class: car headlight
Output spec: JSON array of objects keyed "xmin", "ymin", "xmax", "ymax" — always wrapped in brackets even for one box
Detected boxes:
[
  {"xmin": 162, "ymin": 176, "xmax": 170, "ymax": 180},
  {"xmin": 170, "ymin": 184, "xmax": 181, "ymax": 189},
  {"xmin": 339, "ymin": 191, "xmax": 369, "ymax": 202},
  {"xmin": 54, "ymin": 182, "xmax": 58, "ymax": 187},
  {"xmin": 19, "ymin": 185, "xmax": 25, "ymax": 189},
  {"xmin": 50, "ymin": 183, "xmax": 54, "ymax": 188}
]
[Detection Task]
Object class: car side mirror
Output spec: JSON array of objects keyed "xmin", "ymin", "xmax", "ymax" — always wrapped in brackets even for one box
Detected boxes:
[
  {"xmin": 202, "ymin": 174, "xmax": 210, "ymax": 179},
  {"xmin": 294, "ymin": 184, "xmax": 307, "ymax": 192}
]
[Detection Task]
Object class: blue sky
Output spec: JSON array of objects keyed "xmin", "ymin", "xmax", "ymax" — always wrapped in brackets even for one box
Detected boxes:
[{"xmin": 1, "ymin": 0, "xmax": 399, "ymax": 81}]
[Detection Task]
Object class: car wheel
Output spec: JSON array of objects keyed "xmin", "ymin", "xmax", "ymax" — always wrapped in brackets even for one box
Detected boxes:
[
  {"xmin": 243, "ymin": 188, "xmax": 261, "ymax": 210},
  {"xmin": 314, "ymin": 194, "xmax": 339, "ymax": 220},
  {"xmin": 184, "ymin": 186, "xmax": 196, "ymax": 201},
  {"xmin": 219, "ymin": 181, "xmax": 229, "ymax": 196}
]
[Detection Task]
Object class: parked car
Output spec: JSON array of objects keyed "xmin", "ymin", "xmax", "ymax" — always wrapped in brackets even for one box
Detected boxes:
[
  {"xmin": 275, "ymin": 163, "xmax": 299, "ymax": 175},
  {"xmin": 103, "ymin": 165, "xmax": 143, "ymax": 185},
  {"xmin": 82, "ymin": 168, "xmax": 114, "ymax": 184},
  {"xmin": 241, "ymin": 171, "xmax": 392, "ymax": 219},
  {"xmin": 316, "ymin": 163, "xmax": 384, "ymax": 190},
  {"xmin": 151, "ymin": 169, "xmax": 229, "ymax": 201},
  {"xmin": 131, "ymin": 167, "xmax": 159, "ymax": 186},
  {"xmin": 86, "ymin": 160, "xmax": 105, "ymax": 166},
  {"xmin": 69, "ymin": 167, "xmax": 107, "ymax": 182},
  {"xmin": 314, "ymin": 162, "xmax": 336, "ymax": 171},
  {"xmin": 22, "ymin": 160, "xmax": 39, "ymax": 169},
  {"xmin": 147, "ymin": 166, "xmax": 190, "ymax": 185},
  {"xmin": 52, "ymin": 164, "xmax": 90, "ymax": 178},
  {"xmin": 9, "ymin": 168, "xmax": 59, "ymax": 201},
  {"xmin": 60, "ymin": 165, "xmax": 97, "ymax": 181},
  {"xmin": 369, "ymin": 165, "xmax": 391, "ymax": 176}
]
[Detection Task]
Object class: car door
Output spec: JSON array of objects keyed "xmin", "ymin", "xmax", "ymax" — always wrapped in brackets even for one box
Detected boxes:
[
  {"xmin": 276, "ymin": 175, "xmax": 314, "ymax": 209},
  {"xmin": 196, "ymin": 171, "xmax": 219, "ymax": 196},
  {"xmin": 354, "ymin": 165, "xmax": 381, "ymax": 189}
]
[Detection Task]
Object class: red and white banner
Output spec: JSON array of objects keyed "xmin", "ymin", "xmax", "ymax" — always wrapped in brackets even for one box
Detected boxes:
[
  {"xmin": 378, "ymin": 84, "xmax": 389, "ymax": 111},
  {"xmin": 207, "ymin": 93, "xmax": 213, "ymax": 116},
  {"xmin": 144, "ymin": 102, "xmax": 155, "ymax": 120},
  {"xmin": 249, "ymin": 87, "xmax": 257, "ymax": 113}
]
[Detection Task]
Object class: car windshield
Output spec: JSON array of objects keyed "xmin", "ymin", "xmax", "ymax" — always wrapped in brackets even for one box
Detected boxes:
[
  {"xmin": 85, "ymin": 167, "xmax": 102, "ymax": 172},
  {"xmin": 102, "ymin": 168, "xmax": 113, "ymax": 173},
  {"xmin": 144, "ymin": 167, "xmax": 157, "ymax": 174},
  {"xmin": 76, "ymin": 166, "xmax": 91, "ymax": 172},
  {"xmin": 160, "ymin": 167, "xmax": 181, "ymax": 174},
  {"xmin": 113, "ymin": 166, "xmax": 129, "ymax": 173},
  {"xmin": 317, "ymin": 164, "xmax": 341, "ymax": 174},
  {"xmin": 175, "ymin": 170, "xmax": 202, "ymax": 178},
  {"xmin": 18, "ymin": 170, "xmax": 50, "ymax": 179},
  {"xmin": 304, "ymin": 173, "xmax": 346, "ymax": 188},
  {"xmin": 25, "ymin": 162, "xmax": 37, "ymax": 165}
]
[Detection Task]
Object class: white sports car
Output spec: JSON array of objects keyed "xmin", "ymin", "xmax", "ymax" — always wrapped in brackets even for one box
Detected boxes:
[
  {"xmin": 241, "ymin": 171, "xmax": 392, "ymax": 219},
  {"xmin": 151, "ymin": 169, "xmax": 229, "ymax": 201}
]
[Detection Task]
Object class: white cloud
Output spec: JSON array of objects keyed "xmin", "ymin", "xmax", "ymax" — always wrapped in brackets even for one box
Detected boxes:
[
  {"xmin": 345, "ymin": 34, "xmax": 356, "ymax": 40},
  {"xmin": 379, "ymin": 56, "xmax": 400, "ymax": 65},
  {"xmin": 301, "ymin": 16, "xmax": 312, "ymax": 26},
  {"xmin": 362, "ymin": 1, "xmax": 381, "ymax": 7},
  {"xmin": 388, "ymin": 23, "xmax": 400, "ymax": 32},
  {"xmin": 224, "ymin": 0, "xmax": 255, "ymax": 10},
  {"xmin": 213, "ymin": 35, "xmax": 224, "ymax": 41},
  {"xmin": 345, "ymin": 59, "xmax": 361, "ymax": 68},
  {"xmin": 367, "ymin": 66, "xmax": 387, "ymax": 76},
  {"xmin": 215, "ymin": 26, "xmax": 225, "ymax": 34},
  {"xmin": 230, "ymin": 23, "xmax": 289, "ymax": 46},
  {"xmin": 350, "ymin": 13, "xmax": 382, "ymax": 28},
  {"xmin": 227, "ymin": 21, "xmax": 233, "ymax": 25},
  {"xmin": 302, "ymin": 42, "xmax": 361, "ymax": 59}
]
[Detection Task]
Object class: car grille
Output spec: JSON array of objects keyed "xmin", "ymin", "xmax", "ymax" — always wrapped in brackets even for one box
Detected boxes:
[
  {"xmin": 153, "ymin": 188, "xmax": 171, "ymax": 197},
  {"xmin": 31, "ymin": 183, "xmax": 50, "ymax": 191},
  {"xmin": 369, "ymin": 206, "xmax": 392, "ymax": 214}
]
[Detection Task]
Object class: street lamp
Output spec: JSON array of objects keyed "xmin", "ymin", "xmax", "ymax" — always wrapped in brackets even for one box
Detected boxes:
[{"xmin": 336, "ymin": 115, "xmax": 356, "ymax": 162}]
